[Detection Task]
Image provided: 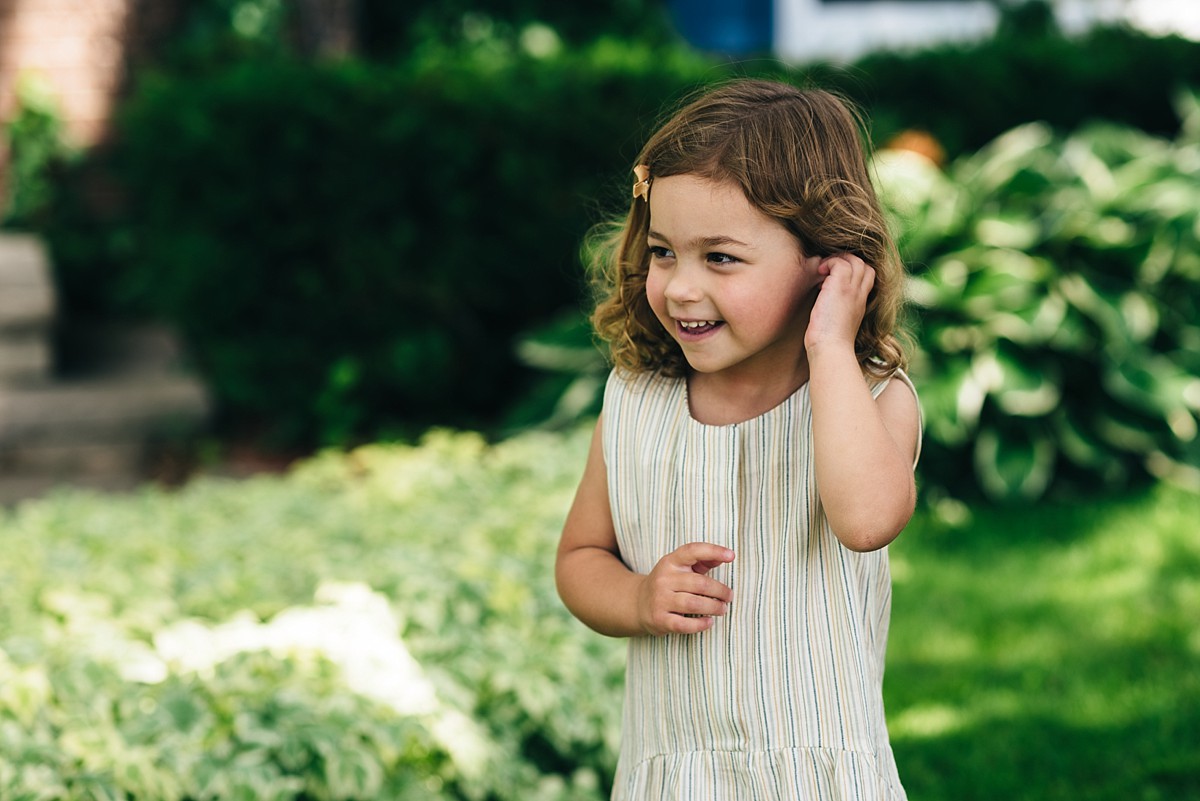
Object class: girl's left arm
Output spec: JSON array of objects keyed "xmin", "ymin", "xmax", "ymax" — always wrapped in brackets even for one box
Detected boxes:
[{"xmin": 805, "ymin": 254, "xmax": 921, "ymax": 552}]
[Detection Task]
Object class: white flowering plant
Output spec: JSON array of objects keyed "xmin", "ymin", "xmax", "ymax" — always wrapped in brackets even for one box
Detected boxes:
[{"xmin": 0, "ymin": 426, "xmax": 624, "ymax": 801}]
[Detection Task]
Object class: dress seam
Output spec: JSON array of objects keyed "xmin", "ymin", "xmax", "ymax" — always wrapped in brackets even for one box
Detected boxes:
[{"xmin": 628, "ymin": 743, "xmax": 883, "ymax": 764}]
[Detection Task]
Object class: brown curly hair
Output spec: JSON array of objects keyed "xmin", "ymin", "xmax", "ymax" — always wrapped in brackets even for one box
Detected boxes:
[{"xmin": 589, "ymin": 79, "xmax": 909, "ymax": 378}]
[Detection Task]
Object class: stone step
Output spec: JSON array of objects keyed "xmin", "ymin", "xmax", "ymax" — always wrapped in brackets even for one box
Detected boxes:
[
  {"xmin": 0, "ymin": 375, "xmax": 211, "ymax": 505},
  {"xmin": 0, "ymin": 233, "xmax": 55, "ymax": 331},
  {"xmin": 0, "ymin": 374, "xmax": 210, "ymax": 445},
  {"xmin": 0, "ymin": 332, "xmax": 53, "ymax": 383},
  {"xmin": 57, "ymin": 319, "xmax": 191, "ymax": 378},
  {"xmin": 0, "ymin": 233, "xmax": 212, "ymax": 503}
]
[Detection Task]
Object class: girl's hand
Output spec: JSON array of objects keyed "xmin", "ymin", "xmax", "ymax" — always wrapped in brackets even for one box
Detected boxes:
[
  {"xmin": 636, "ymin": 542, "xmax": 734, "ymax": 636},
  {"xmin": 804, "ymin": 253, "xmax": 875, "ymax": 354}
]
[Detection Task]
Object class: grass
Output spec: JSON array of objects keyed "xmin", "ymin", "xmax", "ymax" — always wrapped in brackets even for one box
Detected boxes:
[{"xmin": 888, "ymin": 486, "xmax": 1200, "ymax": 800}]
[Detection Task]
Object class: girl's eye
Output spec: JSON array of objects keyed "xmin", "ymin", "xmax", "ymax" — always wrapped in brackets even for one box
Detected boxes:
[
  {"xmin": 708, "ymin": 252, "xmax": 738, "ymax": 265},
  {"xmin": 648, "ymin": 245, "xmax": 674, "ymax": 260}
]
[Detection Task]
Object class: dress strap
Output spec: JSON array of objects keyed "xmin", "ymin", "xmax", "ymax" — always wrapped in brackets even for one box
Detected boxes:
[{"xmin": 869, "ymin": 368, "xmax": 923, "ymax": 468}]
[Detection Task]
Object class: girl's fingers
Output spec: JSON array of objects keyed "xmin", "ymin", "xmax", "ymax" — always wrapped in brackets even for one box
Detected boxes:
[
  {"xmin": 672, "ymin": 541, "xmax": 735, "ymax": 570},
  {"xmin": 818, "ymin": 254, "xmax": 875, "ymax": 297},
  {"xmin": 672, "ymin": 591, "xmax": 729, "ymax": 617},
  {"xmin": 676, "ymin": 571, "xmax": 733, "ymax": 603},
  {"xmin": 669, "ymin": 614, "xmax": 719, "ymax": 635},
  {"xmin": 640, "ymin": 545, "xmax": 736, "ymax": 634},
  {"xmin": 644, "ymin": 564, "xmax": 732, "ymax": 606}
]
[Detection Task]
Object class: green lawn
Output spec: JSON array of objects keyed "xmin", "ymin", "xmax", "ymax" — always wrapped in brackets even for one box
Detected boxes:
[
  {"xmin": 889, "ymin": 489, "xmax": 1200, "ymax": 800},
  {"xmin": 1, "ymin": 425, "xmax": 1197, "ymax": 799}
]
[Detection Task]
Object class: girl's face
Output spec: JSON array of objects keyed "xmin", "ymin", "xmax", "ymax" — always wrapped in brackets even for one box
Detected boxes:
[{"xmin": 645, "ymin": 173, "xmax": 821, "ymax": 387}]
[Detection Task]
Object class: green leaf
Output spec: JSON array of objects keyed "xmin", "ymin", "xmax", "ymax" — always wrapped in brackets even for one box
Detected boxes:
[
  {"xmin": 1056, "ymin": 273, "xmax": 1130, "ymax": 351},
  {"xmin": 960, "ymin": 250, "xmax": 1053, "ymax": 319},
  {"xmin": 972, "ymin": 426, "xmax": 1056, "ymax": 501},
  {"xmin": 1093, "ymin": 405, "xmax": 1161, "ymax": 453},
  {"xmin": 914, "ymin": 357, "xmax": 982, "ymax": 445},
  {"xmin": 954, "ymin": 122, "xmax": 1056, "ymax": 197},
  {"xmin": 973, "ymin": 214, "xmax": 1041, "ymax": 250},
  {"xmin": 988, "ymin": 346, "xmax": 1062, "ymax": 418},
  {"xmin": 1102, "ymin": 356, "xmax": 1196, "ymax": 420},
  {"xmin": 982, "ymin": 293, "xmax": 1068, "ymax": 346},
  {"xmin": 1054, "ymin": 410, "xmax": 1119, "ymax": 472}
]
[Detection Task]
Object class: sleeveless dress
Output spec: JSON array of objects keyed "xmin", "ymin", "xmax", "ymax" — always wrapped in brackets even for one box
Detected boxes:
[{"xmin": 601, "ymin": 368, "xmax": 920, "ymax": 801}]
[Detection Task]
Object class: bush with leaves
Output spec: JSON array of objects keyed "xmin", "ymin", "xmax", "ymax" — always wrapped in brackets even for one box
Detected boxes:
[
  {"xmin": 875, "ymin": 92, "xmax": 1200, "ymax": 501},
  {"xmin": 0, "ymin": 424, "xmax": 624, "ymax": 800},
  {"xmin": 1, "ymin": 75, "xmax": 73, "ymax": 229},
  {"xmin": 827, "ymin": 7, "xmax": 1200, "ymax": 159},
  {"xmin": 69, "ymin": 42, "xmax": 712, "ymax": 446},
  {"xmin": 35, "ymin": 5, "xmax": 1200, "ymax": 450}
]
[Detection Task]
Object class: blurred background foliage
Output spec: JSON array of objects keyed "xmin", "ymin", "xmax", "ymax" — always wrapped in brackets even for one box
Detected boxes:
[
  {"xmin": 3, "ymin": 3, "xmax": 1200, "ymax": 798},
  {"xmin": 875, "ymin": 101, "xmax": 1200, "ymax": 501},
  {"xmin": 4, "ymin": 0, "xmax": 1200, "ymax": 500}
]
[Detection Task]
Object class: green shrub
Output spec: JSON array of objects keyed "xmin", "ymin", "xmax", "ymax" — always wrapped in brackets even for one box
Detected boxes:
[
  {"xmin": 79, "ymin": 43, "xmax": 711, "ymax": 446},
  {"xmin": 827, "ymin": 15, "xmax": 1200, "ymax": 158},
  {"xmin": 38, "ymin": 8, "xmax": 1200, "ymax": 450},
  {"xmin": 1, "ymin": 75, "xmax": 73, "ymax": 229},
  {"xmin": 875, "ymin": 92, "xmax": 1200, "ymax": 500},
  {"xmin": 0, "ymin": 425, "xmax": 623, "ymax": 800}
]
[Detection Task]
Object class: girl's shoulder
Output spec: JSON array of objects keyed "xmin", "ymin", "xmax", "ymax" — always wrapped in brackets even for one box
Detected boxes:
[{"xmin": 866, "ymin": 365, "xmax": 918, "ymax": 401}]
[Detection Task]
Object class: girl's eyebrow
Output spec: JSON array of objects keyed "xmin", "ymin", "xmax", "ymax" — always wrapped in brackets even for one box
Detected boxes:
[{"xmin": 647, "ymin": 230, "xmax": 753, "ymax": 250}]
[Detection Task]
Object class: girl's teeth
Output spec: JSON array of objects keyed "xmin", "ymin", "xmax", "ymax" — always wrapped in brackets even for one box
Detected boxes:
[{"xmin": 681, "ymin": 320, "xmax": 717, "ymax": 329}]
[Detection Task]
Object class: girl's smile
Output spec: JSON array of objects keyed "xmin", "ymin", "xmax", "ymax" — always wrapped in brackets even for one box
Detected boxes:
[{"xmin": 674, "ymin": 319, "xmax": 724, "ymax": 339}]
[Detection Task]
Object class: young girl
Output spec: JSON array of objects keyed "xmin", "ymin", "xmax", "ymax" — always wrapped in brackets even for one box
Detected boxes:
[{"xmin": 556, "ymin": 79, "xmax": 922, "ymax": 800}]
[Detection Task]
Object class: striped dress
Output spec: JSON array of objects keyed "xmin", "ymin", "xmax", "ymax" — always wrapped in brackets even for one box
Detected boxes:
[{"xmin": 602, "ymin": 368, "xmax": 919, "ymax": 801}]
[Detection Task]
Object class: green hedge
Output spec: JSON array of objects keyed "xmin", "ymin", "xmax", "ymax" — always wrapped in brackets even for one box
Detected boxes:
[
  {"xmin": 63, "ymin": 43, "xmax": 710, "ymax": 445},
  {"xmin": 34, "ymin": 13, "xmax": 1200, "ymax": 454},
  {"xmin": 830, "ymin": 22, "xmax": 1200, "ymax": 158}
]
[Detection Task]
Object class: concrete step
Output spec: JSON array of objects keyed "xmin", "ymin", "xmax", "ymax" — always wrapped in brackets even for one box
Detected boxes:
[
  {"xmin": 57, "ymin": 319, "xmax": 192, "ymax": 379},
  {"xmin": 0, "ymin": 233, "xmax": 212, "ymax": 503},
  {"xmin": 0, "ymin": 374, "xmax": 210, "ymax": 444},
  {"xmin": 0, "ymin": 332, "xmax": 53, "ymax": 383},
  {"xmin": 0, "ymin": 374, "xmax": 211, "ymax": 504},
  {"xmin": 0, "ymin": 233, "xmax": 55, "ymax": 331}
]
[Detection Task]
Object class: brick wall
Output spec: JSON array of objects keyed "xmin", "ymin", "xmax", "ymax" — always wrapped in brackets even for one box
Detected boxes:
[
  {"xmin": 0, "ymin": 0, "xmax": 181, "ymax": 199},
  {"xmin": 0, "ymin": 0, "xmax": 131, "ymax": 144}
]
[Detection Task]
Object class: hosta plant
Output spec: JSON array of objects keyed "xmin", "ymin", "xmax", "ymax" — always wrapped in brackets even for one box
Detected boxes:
[{"xmin": 876, "ymin": 91, "xmax": 1200, "ymax": 500}]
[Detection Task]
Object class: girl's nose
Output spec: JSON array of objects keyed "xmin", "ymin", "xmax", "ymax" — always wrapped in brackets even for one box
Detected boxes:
[{"xmin": 664, "ymin": 263, "xmax": 703, "ymax": 304}]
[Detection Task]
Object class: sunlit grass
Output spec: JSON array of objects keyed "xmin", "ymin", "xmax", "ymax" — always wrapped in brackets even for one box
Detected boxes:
[{"xmin": 888, "ymin": 484, "xmax": 1200, "ymax": 800}]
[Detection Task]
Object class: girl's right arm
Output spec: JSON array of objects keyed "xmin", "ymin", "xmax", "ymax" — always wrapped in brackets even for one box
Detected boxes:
[{"xmin": 555, "ymin": 416, "xmax": 735, "ymax": 638}]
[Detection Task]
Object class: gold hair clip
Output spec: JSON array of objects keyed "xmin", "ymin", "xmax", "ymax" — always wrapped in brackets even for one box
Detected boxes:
[{"xmin": 632, "ymin": 164, "xmax": 651, "ymax": 201}]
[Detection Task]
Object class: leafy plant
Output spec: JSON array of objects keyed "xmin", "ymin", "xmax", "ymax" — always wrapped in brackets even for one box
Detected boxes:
[
  {"xmin": 37, "ymin": 10, "xmax": 1200, "ymax": 450},
  {"xmin": 830, "ymin": 9, "xmax": 1200, "ymax": 159},
  {"xmin": 2, "ymin": 423, "xmax": 1199, "ymax": 799},
  {"xmin": 2, "ymin": 74, "xmax": 73, "ymax": 229},
  {"xmin": 875, "ymin": 91, "xmax": 1200, "ymax": 500},
  {"xmin": 0, "ymin": 425, "xmax": 623, "ymax": 800},
  {"xmin": 68, "ymin": 42, "xmax": 712, "ymax": 448}
]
